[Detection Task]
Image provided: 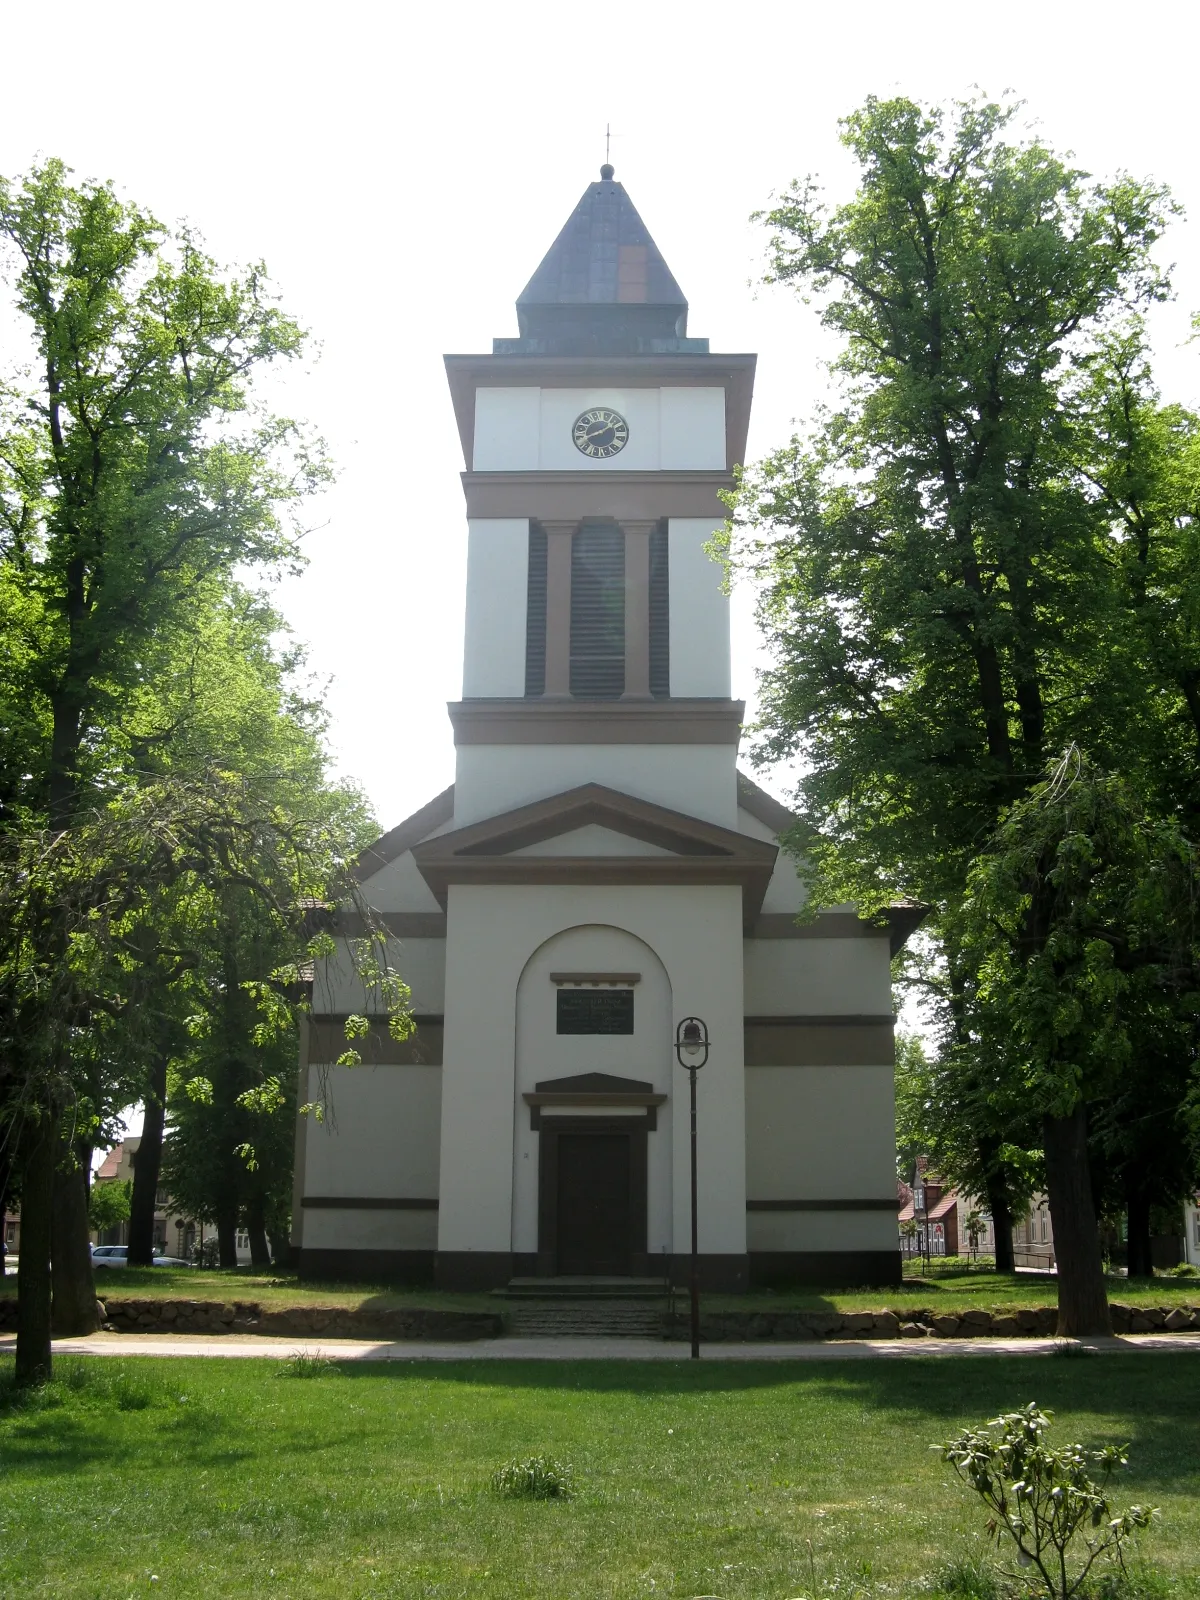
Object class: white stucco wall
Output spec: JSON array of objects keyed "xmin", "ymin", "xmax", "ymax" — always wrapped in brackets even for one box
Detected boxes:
[
  {"xmin": 299, "ymin": 1061, "xmax": 441, "ymax": 1239},
  {"xmin": 512, "ymin": 824, "xmax": 674, "ymax": 856},
  {"xmin": 312, "ymin": 936, "xmax": 446, "ymax": 1017},
  {"xmin": 437, "ymin": 883, "xmax": 746, "ymax": 1259},
  {"xmin": 358, "ymin": 850, "xmax": 445, "ymax": 914},
  {"xmin": 743, "ymin": 938, "xmax": 894, "ymax": 1015},
  {"xmin": 744, "ymin": 1065, "xmax": 895, "ymax": 1199},
  {"xmin": 453, "ymin": 744, "xmax": 739, "ymax": 828},
  {"xmin": 462, "ymin": 519, "xmax": 529, "ymax": 696},
  {"xmin": 668, "ymin": 518, "xmax": 731, "ymax": 698},
  {"xmin": 511, "ymin": 925, "xmax": 674, "ymax": 1261},
  {"xmin": 471, "ymin": 387, "xmax": 726, "ymax": 472},
  {"xmin": 746, "ymin": 1210, "xmax": 897, "ymax": 1251}
]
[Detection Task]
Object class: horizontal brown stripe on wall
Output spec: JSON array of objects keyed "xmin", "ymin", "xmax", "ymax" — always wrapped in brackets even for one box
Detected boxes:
[
  {"xmin": 744, "ymin": 1022, "xmax": 894, "ymax": 1066},
  {"xmin": 750, "ymin": 913, "xmax": 887, "ymax": 940},
  {"xmin": 301, "ymin": 1196, "xmax": 439, "ymax": 1210},
  {"xmin": 308, "ymin": 1015, "xmax": 444, "ymax": 1066},
  {"xmin": 745, "ymin": 1015, "xmax": 896, "ymax": 1027},
  {"xmin": 747, "ymin": 1198, "xmax": 899, "ymax": 1212}
]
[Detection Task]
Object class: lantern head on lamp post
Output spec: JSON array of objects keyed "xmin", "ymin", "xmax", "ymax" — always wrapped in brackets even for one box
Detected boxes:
[{"xmin": 674, "ymin": 1016, "xmax": 710, "ymax": 1359}]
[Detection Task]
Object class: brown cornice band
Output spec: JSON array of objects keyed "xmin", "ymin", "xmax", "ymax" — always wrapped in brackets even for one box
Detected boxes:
[
  {"xmin": 335, "ymin": 912, "xmax": 448, "ymax": 938},
  {"xmin": 461, "ymin": 470, "xmax": 733, "ymax": 522},
  {"xmin": 448, "ymin": 697, "xmax": 745, "ymax": 746},
  {"xmin": 301, "ymin": 1196, "xmax": 439, "ymax": 1210},
  {"xmin": 749, "ymin": 907, "xmax": 928, "ymax": 955},
  {"xmin": 744, "ymin": 1014, "xmax": 897, "ymax": 1027},
  {"xmin": 746, "ymin": 1198, "xmax": 898, "ymax": 1212},
  {"xmin": 444, "ymin": 351, "xmax": 757, "ymax": 470},
  {"xmin": 308, "ymin": 1015, "xmax": 444, "ymax": 1066}
]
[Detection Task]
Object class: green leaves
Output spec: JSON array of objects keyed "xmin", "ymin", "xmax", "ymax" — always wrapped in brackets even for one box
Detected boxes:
[{"xmin": 941, "ymin": 1403, "xmax": 1157, "ymax": 1599}]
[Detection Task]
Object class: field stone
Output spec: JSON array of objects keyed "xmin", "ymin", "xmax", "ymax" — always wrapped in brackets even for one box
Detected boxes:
[
  {"xmin": 990, "ymin": 1315, "xmax": 1020, "ymax": 1336},
  {"xmin": 840, "ymin": 1312, "xmax": 876, "ymax": 1336},
  {"xmin": 872, "ymin": 1312, "xmax": 900, "ymax": 1337},
  {"xmin": 1141, "ymin": 1307, "xmax": 1166, "ymax": 1328},
  {"xmin": 1015, "ymin": 1308, "xmax": 1040, "ymax": 1332},
  {"xmin": 929, "ymin": 1314, "xmax": 961, "ymax": 1337},
  {"xmin": 1129, "ymin": 1314, "xmax": 1153, "ymax": 1333},
  {"xmin": 1163, "ymin": 1308, "xmax": 1191, "ymax": 1331},
  {"xmin": 900, "ymin": 1323, "xmax": 927, "ymax": 1337}
]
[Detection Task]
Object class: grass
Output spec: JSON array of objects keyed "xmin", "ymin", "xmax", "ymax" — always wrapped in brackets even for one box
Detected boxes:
[
  {"xmin": 3, "ymin": 1260, "xmax": 1196, "ymax": 1319},
  {"xmin": 0, "ymin": 1353, "xmax": 1196, "ymax": 1598}
]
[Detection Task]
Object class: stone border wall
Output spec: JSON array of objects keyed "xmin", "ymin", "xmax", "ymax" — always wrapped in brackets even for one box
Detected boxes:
[
  {"xmin": 0, "ymin": 1297, "xmax": 501, "ymax": 1341},
  {"xmin": 668, "ymin": 1303, "xmax": 1200, "ymax": 1341},
  {"xmin": 1, "ymin": 1296, "xmax": 1196, "ymax": 1341}
]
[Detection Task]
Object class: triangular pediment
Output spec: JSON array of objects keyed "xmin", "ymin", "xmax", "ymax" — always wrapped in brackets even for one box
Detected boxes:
[
  {"xmin": 535, "ymin": 1072, "xmax": 654, "ymax": 1097},
  {"xmin": 411, "ymin": 784, "xmax": 777, "ymax": 931}
]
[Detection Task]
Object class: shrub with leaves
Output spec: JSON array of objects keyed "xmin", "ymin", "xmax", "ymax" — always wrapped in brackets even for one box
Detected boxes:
[
  {"xmin": 489, "ymin": 1454, "xmax": 575, "ymax": 1501},
  {"xmin": 940, "ymin": 1404, "xmax": 1156, "ymax": 1599}
]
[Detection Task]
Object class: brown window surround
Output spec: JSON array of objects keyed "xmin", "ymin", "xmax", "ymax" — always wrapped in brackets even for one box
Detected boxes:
[{"xmin": 534, "ymin": 518, "xmax": 663, "ymax": 704}]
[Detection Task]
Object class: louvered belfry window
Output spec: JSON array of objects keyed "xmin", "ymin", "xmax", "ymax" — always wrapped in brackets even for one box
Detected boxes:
[
  {"xmin": 524, "ymin": 523, "xmax": 547, "ymax": 696},
  {"xmin": 570, "ymin": 521, "xmax": 625, "ymax": 698},
  {"xmin": 649, "ymin": 521, "xmax": 669, "ymax": 697}
]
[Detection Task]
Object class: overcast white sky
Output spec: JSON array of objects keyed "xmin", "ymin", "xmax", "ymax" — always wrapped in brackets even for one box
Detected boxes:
[{"xmin": 2, "ymin": 0, "xmax": 1198, "ymax": 830}]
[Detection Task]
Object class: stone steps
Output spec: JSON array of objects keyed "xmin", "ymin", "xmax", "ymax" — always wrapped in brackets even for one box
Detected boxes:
[{"xmin": 505, "ymin": 1301, "xmax": 668, "ymax": 1338}]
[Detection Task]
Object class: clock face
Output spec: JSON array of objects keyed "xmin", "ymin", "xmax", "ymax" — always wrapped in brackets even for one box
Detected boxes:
[{"xmin": 572, "ymin": 407, "xmax": 629, "ymax": 459}]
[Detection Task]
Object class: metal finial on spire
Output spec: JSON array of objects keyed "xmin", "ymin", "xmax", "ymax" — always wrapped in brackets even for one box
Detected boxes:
[{"xmin": 601, "ymin": 123, "xmax": 614, "ymax": 180}]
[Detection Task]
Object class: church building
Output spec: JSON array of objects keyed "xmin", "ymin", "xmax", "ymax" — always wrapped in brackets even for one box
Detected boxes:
[{"xmin": 292, "ymin": 168, "xmax": 909, "ymax": 1290}]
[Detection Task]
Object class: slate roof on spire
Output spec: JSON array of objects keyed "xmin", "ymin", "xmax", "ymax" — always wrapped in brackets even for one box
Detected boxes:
[{"xmin": 495, "ymin": 168, "xmax": 710, "ymax": 356}]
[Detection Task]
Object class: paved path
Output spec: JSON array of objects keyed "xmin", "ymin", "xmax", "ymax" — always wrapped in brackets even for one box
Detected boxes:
[{"xmin": 2, "ymin": 1331, "xmax": 1198, "ymax": 1362}]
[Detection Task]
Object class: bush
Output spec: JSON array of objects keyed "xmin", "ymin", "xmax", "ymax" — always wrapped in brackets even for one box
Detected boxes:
[
  {"xmin": 489, "ymin": 1453, "xmax": 575, "ymax": 1500},
  {"xmin": 940, "ymin": 1404, "xmax": 1156, "ymax": 1600},
  {"xmin": 1165, "ymin": 1262, "xmax": 1198, "ymax": 1279}
]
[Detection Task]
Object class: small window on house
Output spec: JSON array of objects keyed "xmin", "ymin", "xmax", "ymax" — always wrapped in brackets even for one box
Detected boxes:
[
  {"xmin": 570, "ymin": 521, "xmax": 625, "ymax": 698},
  {"xmin": 525, "ymin": 523, "xmax": 547, "ymax": 696},
  {"xmin": 556, "ymin": 988, "xmax": 634, "ymax": 1035}
]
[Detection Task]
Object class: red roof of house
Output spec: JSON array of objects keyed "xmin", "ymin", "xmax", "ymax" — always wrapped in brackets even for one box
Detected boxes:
[{"xmin": 94, "ymin": 1144, "xmax": 125, "ymax": 1181}]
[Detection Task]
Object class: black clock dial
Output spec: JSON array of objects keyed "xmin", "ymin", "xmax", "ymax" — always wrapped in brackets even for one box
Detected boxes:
[{"xmin": 572, "ymin": 407, "xmax": 629, "ymax": 459}]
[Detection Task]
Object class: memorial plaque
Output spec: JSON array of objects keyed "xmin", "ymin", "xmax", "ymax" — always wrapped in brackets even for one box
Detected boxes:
[{"xmin": 556, "ymin": 988, "xmax": 634, "ymax": 1035}]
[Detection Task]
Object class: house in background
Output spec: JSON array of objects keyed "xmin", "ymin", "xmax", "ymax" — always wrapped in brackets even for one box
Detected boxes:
[
  {"xmin": 1185, "ymin": 1199, "xmax": 1200, "ymax": 1268},
  {"xmin": 1013, "ymin": 1196, "xmax": 1055, "ymax": 1270},
  {"xmin": 897, "ymin": 1162, "xmax": 994, "ymax": 1259},
  {"xmin": 91, "ymin": 1138, "xmax": 250, "ymax": 1263}
]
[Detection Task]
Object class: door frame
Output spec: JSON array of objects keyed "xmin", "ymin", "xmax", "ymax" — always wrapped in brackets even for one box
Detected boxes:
[{"xmin": 536, "ymin": 1116, "xmax": 651, "ymax": 1278}]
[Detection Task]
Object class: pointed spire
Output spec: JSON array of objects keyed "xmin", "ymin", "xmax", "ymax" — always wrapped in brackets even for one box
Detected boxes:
[{"xmin": 496, "ymin": 168, "xmax": 707, "ymax": 356}]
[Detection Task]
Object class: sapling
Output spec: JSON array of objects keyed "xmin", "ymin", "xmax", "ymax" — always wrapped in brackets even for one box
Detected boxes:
[{"xmin": 940, "ymin": 1404, "xmax": 1156, "ymax": 1599}]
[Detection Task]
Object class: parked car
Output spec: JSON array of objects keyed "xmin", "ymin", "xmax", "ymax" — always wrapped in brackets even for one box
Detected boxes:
[
  {"xmin": 90, "ymin": 1245, "xmax": 128, "ymax": 1267},
  {"xmin": 90, "ymin": 1245, "xmax": 193, "ymax": 1269}
]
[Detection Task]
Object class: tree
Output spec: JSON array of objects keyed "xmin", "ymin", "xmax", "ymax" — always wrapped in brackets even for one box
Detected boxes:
[
  {"xmin": 88, "ymin": 1176, "xmax": 130, "ymax": 1236},
  {"xmin": 727, "ymin": 95, "xmax": 1177, "ymax": 1331},
  {"xmin": 0, "ymin": 156, "xmax": 323, "ymax": 1382},
  {"xmin": 959, "ymin": 750, "xmax": 1200, "ymax": 1332}
]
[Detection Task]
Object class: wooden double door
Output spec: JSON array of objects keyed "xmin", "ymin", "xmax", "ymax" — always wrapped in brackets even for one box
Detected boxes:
[{"xmin": 537, "ymin": 1118, "xmax": 649, "ymax": 1278}]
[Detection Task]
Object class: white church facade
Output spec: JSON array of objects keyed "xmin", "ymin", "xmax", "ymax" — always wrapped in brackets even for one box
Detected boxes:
[{"xmin": 292, "ymin": 168, "xmax": 912, "ymax": 1290}]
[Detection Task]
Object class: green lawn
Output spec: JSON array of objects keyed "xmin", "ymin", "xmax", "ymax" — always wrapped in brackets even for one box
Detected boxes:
[{"xmin": 1, "ymin": 1354, "xmax": 1197, "ymax": 1599}]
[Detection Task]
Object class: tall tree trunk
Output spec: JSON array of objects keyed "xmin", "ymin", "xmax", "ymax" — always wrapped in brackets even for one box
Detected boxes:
[
  {"xmin": 216, "ymin": 1204, "xmax": 238, "ymax": 1270},
  {"xmin": 268, "ymin": 1229, "xmax": 293, "ymax": 1269},
  {"xmin": 50, "ymin": 1137, "xmax": 100, "ymax": 1336},
  {"xmin": 15, "ymin": 1111, "xmax": 55, "ymax": 1386},
  {"xmin": 245, "ymin": 1195, "xmax": 271, "ymax": 1269},
  {"xmin": 127, "ymin": 1058, "xmax": 168, "ymax": 1266},
  {"xmin": 0, "ymin": 1144, "xmax": 10, "ymax": 1277},
  {"xmin": 1043, "ymin": 1104, "xmax": 1111, "ymax": 1336},
  {"xmin": 977, "ymin": 1134, "xmax": 1016, "ymax": 1273},
  {"xmin": 1125, "ymin": 1188, "xmax": 1154, "ymax": 1279}
]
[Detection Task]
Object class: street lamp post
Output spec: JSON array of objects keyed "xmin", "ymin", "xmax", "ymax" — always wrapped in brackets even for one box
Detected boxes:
[{"xmin": 674, "ymin": 1016, "xmax": 710, "ymax": 1360}]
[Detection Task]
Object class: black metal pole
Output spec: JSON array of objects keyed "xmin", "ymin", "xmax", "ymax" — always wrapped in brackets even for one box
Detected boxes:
[{"xmin": 689, "ymin": 1063, "xmax": 700, "ymax": 1360}]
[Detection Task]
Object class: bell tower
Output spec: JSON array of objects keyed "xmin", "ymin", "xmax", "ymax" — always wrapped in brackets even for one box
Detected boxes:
[{"xmin": 443, "ymin": 165, "xmax": 757, "ymax": 830}]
